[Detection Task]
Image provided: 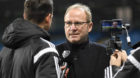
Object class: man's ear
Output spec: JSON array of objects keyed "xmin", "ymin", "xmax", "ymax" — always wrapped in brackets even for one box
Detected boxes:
[
  {"xmin": 45, "ymin": 13, "xmax": 52, "ymax": 24},
  {"xmin": 88, "ymin": 22, "xmax": 93, "ymax": 32},
  {"xmin": 23, "ymin": 12, "xmax": 27, "ymax": 20}
]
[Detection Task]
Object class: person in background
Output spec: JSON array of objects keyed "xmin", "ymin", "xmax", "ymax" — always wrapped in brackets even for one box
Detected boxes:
[
  {"xmin": 104, "ymin": 49, "xmax": 127, "ymax": 78},
  {"xmin": 109, "ymin": 41, "xmax": 140, "ymax": 78},
  {"xmin": 0, "ymin": 0, "xmax": 61, "ymax": 78},
  {"xmin": 56, "ymin": 3, "xmax": 112, "ymax": 78}
]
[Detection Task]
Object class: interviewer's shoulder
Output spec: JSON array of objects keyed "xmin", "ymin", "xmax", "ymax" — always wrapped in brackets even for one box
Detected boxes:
[{"xmin": 56, "ymin": 42, "xmax": 68, "ymax": 54}]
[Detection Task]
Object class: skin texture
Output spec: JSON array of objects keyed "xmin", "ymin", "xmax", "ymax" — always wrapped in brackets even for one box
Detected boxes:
[
  {"xmin": 64, "ymin": 8, "xmax": 93, "ymax": 44},
  {"xmin": 110, "ymin": 50, "xmax": 127, "ymax": 67},
  {"xmin": 39, "ymin": 13, "xmax": 53, "ymax": 30}
]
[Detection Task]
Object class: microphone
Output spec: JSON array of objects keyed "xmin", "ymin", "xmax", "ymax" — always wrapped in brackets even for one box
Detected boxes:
[{"xmin": 61, "ymin": 50, "xmax": 70, "ymax": 78}]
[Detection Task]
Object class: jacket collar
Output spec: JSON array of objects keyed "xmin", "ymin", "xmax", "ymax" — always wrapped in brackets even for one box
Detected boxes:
[{"xmin": 66, "ymin": 39, "xmax": 89, "ymax": 51}]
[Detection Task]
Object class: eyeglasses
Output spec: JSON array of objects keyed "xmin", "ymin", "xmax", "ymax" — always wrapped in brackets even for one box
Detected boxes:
[{"xmin": 65, "ymin": 21, "xmax": 89, "ymax": 28}]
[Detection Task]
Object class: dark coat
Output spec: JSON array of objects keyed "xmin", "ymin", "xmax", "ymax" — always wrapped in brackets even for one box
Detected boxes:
[
  {"xmin": 0, "ymin": 18, "xmax": 60, "ymax": 78},
  {"xmin": 57, "ymin": 41, "xmax": 111, "ymax": 78}
]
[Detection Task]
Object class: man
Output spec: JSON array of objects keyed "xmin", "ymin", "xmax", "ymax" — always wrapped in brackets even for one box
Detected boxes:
[
  {"xmin": 0, "ymin": 0, "xmax": 61, "ymax": 78},
  {"xmin": 56, "ymin": 3, "xmax": 111, "ymax": 78}
]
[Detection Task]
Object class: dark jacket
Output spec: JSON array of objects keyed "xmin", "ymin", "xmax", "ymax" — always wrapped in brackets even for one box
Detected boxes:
[
  {"xmin": 0, "ymin": 18, "xmax": 61, "ymax": 78},
  {"xmin": 56, "ymin": 40, "xmax": 111, "ymax": 78}
]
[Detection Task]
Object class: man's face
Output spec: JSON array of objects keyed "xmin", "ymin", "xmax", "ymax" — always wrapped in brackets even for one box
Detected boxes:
[{"xmin": 64, "ymin": 8, "xmax": 92, "ymax": 44}]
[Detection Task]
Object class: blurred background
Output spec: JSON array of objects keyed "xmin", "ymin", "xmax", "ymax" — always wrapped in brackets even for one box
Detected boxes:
[{"xmin": 0, "ymin": 0, "xmax": 140, "ymax": 54}]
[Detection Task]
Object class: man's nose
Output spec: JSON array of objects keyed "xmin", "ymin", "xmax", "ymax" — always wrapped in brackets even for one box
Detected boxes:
[{"xmin": 70, "ymin": 24, "xmax": 77, "ymax": 30}]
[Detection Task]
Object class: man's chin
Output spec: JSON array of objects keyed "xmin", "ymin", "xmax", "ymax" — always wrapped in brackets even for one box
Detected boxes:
[{"xmin": 69, "ymin": 39, "xmax": 80, "ymax": 44}]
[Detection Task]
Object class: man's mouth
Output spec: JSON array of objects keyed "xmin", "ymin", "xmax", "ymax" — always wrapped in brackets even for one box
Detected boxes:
[{"xmin": 69, "ymin": 33, "xmax": 79, "ymax": 38}]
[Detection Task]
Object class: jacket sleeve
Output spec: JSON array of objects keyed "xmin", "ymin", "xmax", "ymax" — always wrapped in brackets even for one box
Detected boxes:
[
  {"xmin": 34, "ymin": 48, "xmax": 61, "ymax": 78},
  {"xmin": 128, "ymin": 47, "xmax": 140, "ymax": 71},
  {"xmin": 113, "ymin": 60, "xmax": 139, "ymax": 78}
]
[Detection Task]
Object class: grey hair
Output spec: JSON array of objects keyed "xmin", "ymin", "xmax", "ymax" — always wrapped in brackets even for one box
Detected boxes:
[{"xmin": 64, "ymin": 3, "xmax": 92, "ymax": 22}]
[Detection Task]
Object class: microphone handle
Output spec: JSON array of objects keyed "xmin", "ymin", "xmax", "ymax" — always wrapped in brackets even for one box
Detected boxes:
[{"xmin": 61, "ymin": 62, "xmax": 68, "ymax": 78}]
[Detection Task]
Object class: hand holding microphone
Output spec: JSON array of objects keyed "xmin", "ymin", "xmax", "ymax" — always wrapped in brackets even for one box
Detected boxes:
[{"xmin": 61, "ymin": 50, "xmax": 70, "ymax": 78}]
